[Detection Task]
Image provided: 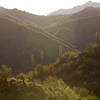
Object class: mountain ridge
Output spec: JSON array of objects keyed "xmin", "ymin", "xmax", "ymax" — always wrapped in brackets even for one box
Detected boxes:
[{"xmin": 49, "ymin": 1, "xmax": 100, "ymax": 16}]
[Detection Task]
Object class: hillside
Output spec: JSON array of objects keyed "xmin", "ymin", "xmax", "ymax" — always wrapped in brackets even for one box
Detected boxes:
[
  {"xmin": 0, "ymin": 3, "xmax": 100, "ymax": 100},
  {"xmin": 53, "ymin": 44, "xmax": 100, "ymax": 97},
  {"xmin": 0, "ymin": 64, "xmax": 98, "ymax": 100},
  {"xmin": 0, "ymin": 7, "xmax": 77, "ymax": 73},
  {"xmin": 0, "ymin": 17, "xmax": 65, "ymax": 73},
  {"xmin": 0, "ymin": 7, "xmax": 71, "ymax": 27},
  {"xmin": 31, "ymin": 43, "xmax": 100, "ymax": 97},
  {"xmin": 0, "ymin": 6, "xmax": 100, "ymax": 73},
  {"xmin": 45, "ymin": 7, "xmax": 100, "ymax": 50}
]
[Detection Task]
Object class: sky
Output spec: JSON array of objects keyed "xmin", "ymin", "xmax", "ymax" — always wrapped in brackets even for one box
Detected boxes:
[{"xmin": 0, "ymin": 0, "xmax": 100, "ymax": 15}]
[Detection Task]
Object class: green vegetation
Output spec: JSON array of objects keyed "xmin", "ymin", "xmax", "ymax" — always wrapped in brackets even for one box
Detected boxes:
[
  {"xmin": 0, "ymin": 66, "xmax": 98, "ymax": 100},
  {"xmin": 30, "ymin": 44, "xmax": 100, "ymax": 98},
  {"xmin": 0, "ymin": 44, "xmax": 100, "ymax": 100}
]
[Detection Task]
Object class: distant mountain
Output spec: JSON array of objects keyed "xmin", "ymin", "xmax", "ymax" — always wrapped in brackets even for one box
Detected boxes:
[{"xmin": 49, "ymin": 1, "xmax": 100, "ymax": 15}]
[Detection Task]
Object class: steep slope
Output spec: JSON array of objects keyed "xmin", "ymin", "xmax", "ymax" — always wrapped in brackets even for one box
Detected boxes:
[
  {"xmin": 0, "ymin": 7, "xmax": 100, "ymax": 50},
  {"xmin": 32, "ymin": 44, "xmax": 100, "ymax": 97},
  {"xmin": 1, "ymin": 6, "xmax": 100, "ymax": 73},
  {"xmin": 49, "ymin": 1, "xmax": 100, "ymax": 15},
  {"xmin": 0, "ymin": 17, "xmax": 64, "ymax": 73},
  {"xmin": 51, "ymin": 44, "xmax": 100, "ymax": 97},
  {"xmin": 0, "ymin": 7, "xmax": 71, "ymax": 27},
  {"xmin": 0, "ymin": 18, "xmax": 30, "ymax": 73},
  {"xmin": 46, "ymin": 7, "xmax": 100, "ymax": 50},
  {"xmin": 0, "ymin": 7, "xmax": 42, "ymax": 26}
]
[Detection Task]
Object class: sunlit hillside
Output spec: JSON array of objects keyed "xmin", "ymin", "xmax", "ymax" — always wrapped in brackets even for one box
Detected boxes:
[{"xmin": 0, "ymin": 0, "xmax": 100, "ymax": 100}]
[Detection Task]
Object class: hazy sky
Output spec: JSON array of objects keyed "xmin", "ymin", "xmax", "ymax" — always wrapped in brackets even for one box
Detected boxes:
[{"xmin": 0, "ymin": 0, "xmax": 100, "ymax": 15}]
